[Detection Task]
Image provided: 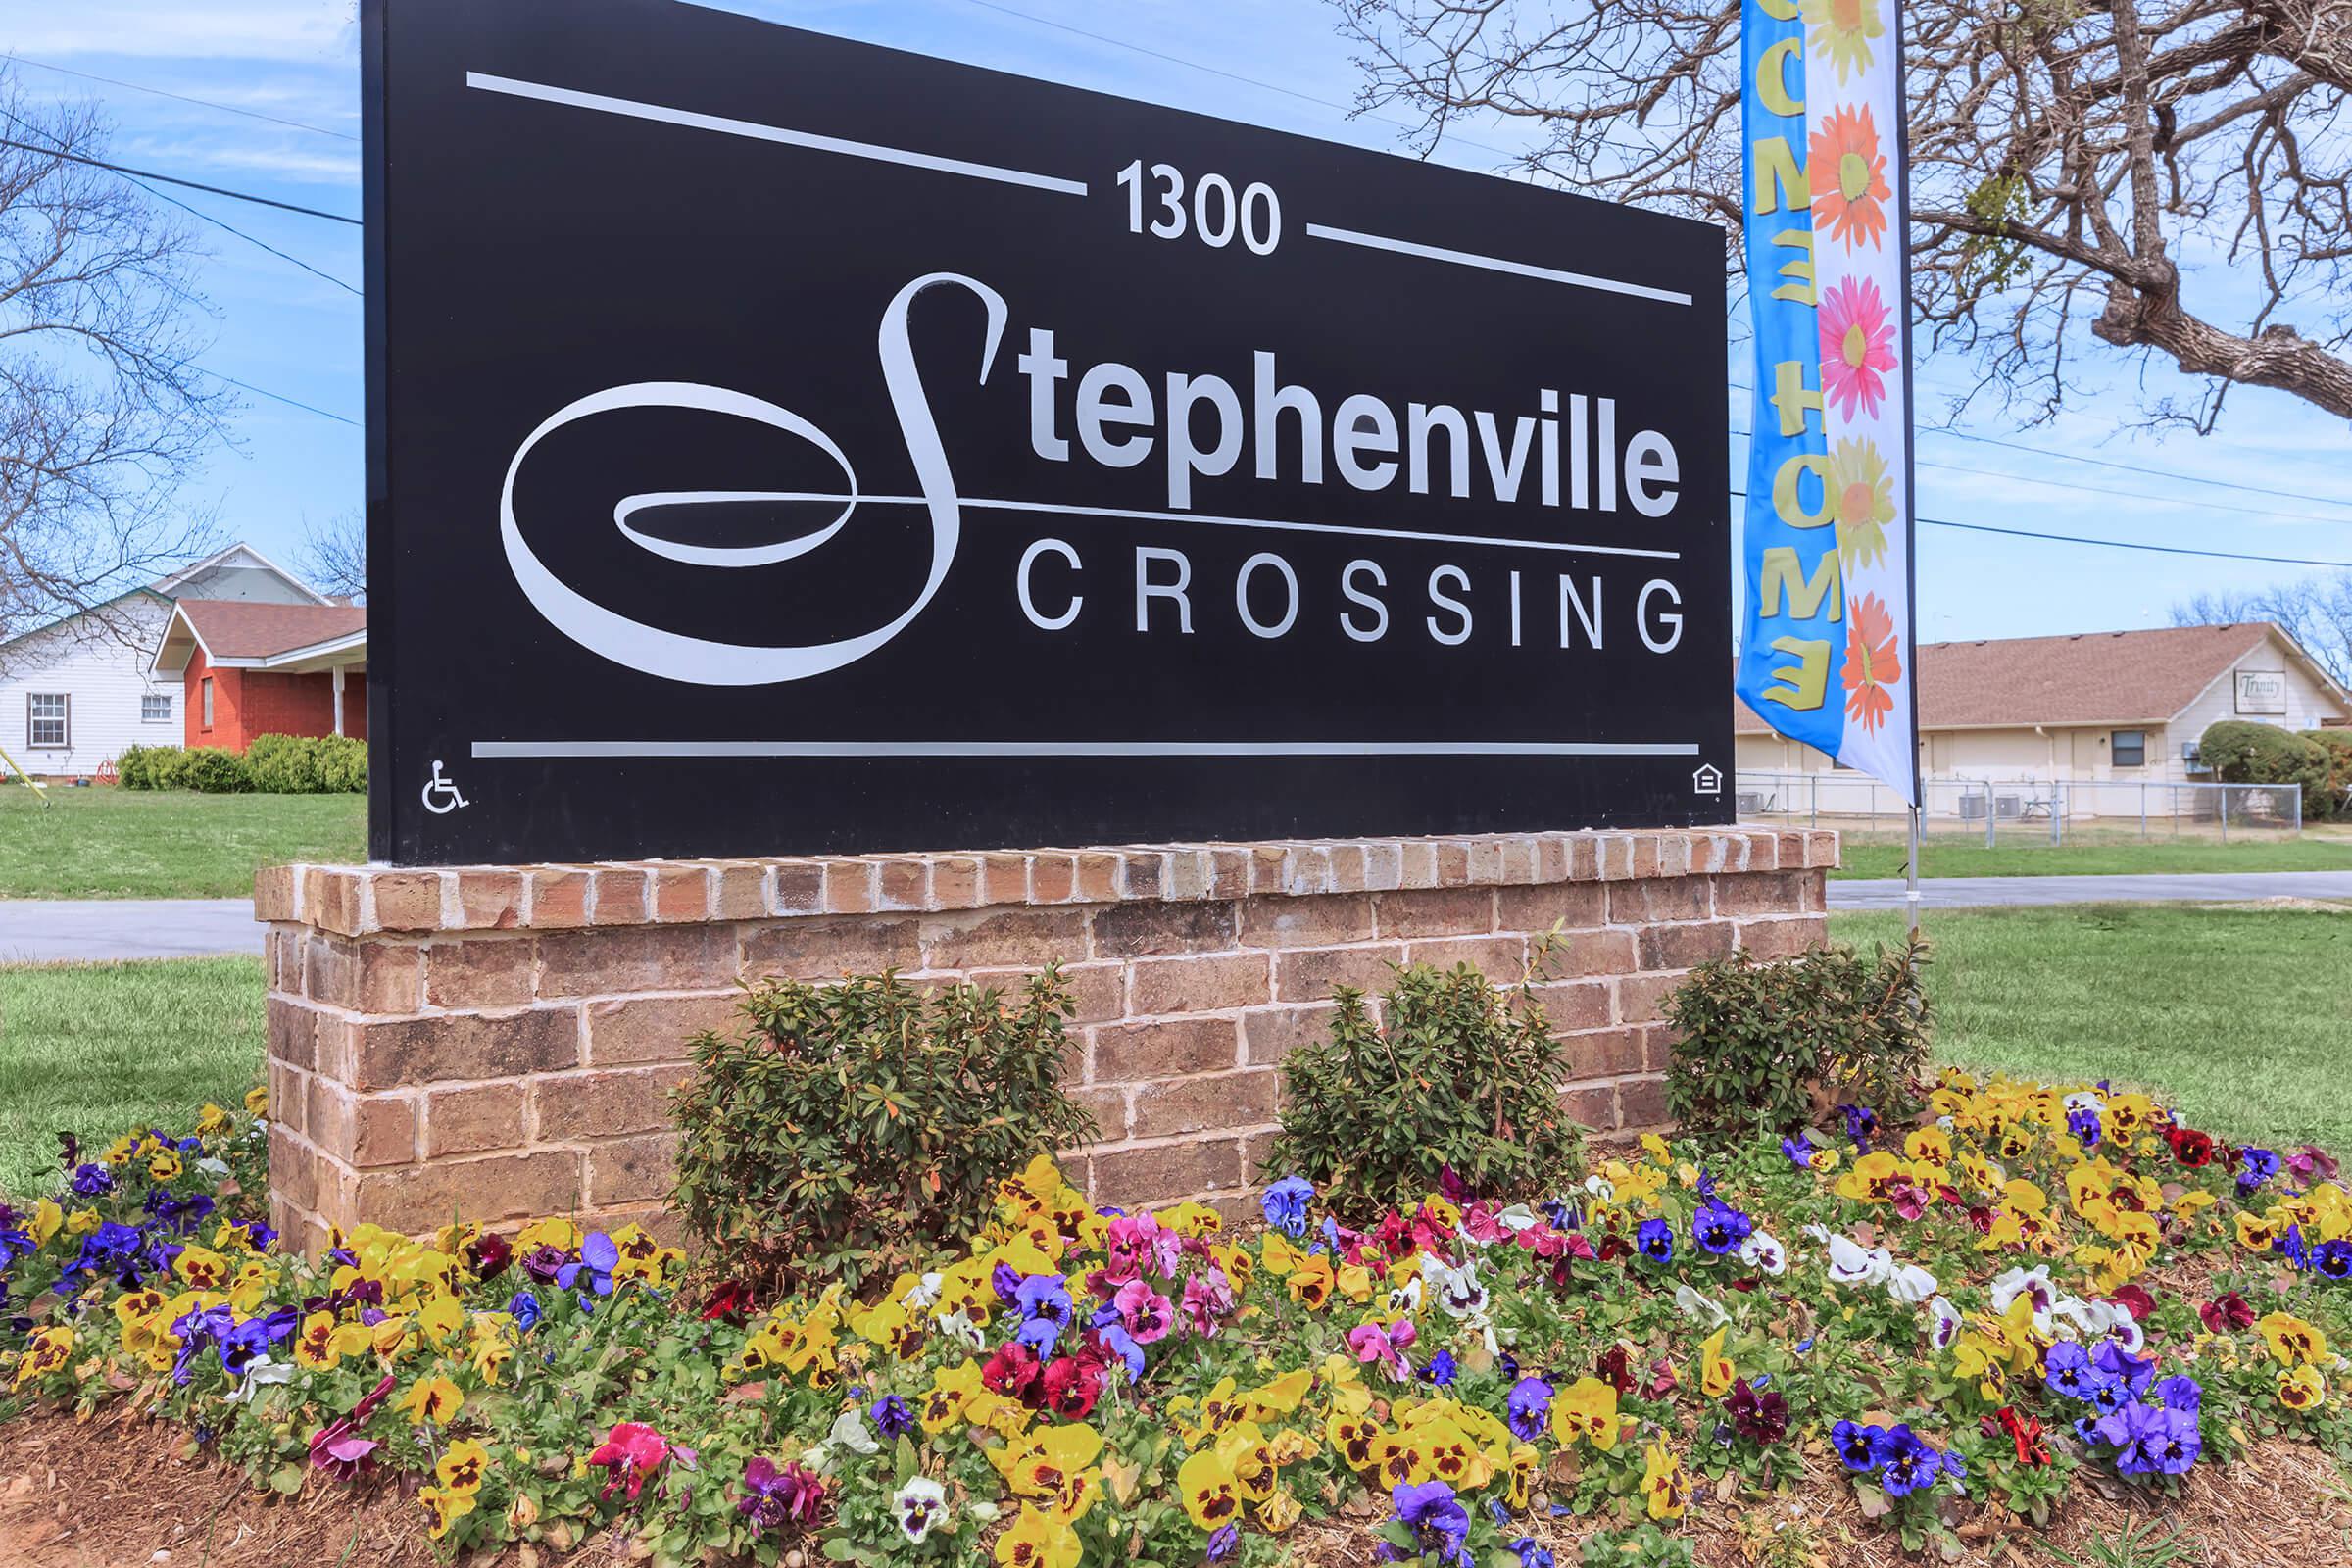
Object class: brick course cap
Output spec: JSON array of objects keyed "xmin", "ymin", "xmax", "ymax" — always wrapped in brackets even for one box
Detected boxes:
[{"xmin": 253, "ymin": 829, "xmax": 1840, "ymax": 937}]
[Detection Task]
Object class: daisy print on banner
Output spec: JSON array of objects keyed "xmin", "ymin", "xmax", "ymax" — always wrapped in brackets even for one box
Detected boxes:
[
  {"xmin": 1819, "ymin": 276, "xmax": 1898, "ymax": 419},
  {"xmin": 1802, "ymin": 0, "xmax": 1885, "ymax": 83},
  {"xmin": 1841, "ymin": 592, "xmax": 1904, "ymax": 732},
  {"xmin": 1828, "ymin": 437, "xmax": 1895, "ymax": 567},
  {"xmin": 1809, "ymin": 104, "xmax": 1891, "ymax": 251}
]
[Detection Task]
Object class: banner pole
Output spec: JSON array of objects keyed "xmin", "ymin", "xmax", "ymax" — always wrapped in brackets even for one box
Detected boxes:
[
  {"xmin": 1906, "ymin": 804, "xmax": 1922, "ymax": 935},
  {"xmin": 1892, "ymin": 0, "xmax": 1924, "ymax": 933}
]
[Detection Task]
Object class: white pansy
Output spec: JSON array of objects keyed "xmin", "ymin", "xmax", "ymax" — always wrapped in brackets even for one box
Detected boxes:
[
  {"xmin": 1810, "ymin": 1227, "xmax": 1894, "ymax": 1287},
  {"xmin": 895, "ymin": 1477, "xmax": 950, "ymax": 1544},
  {"xmin": 826, "ymin": 1406, "xmax": 878, "ymax": 1455},
  {"xmin": 229, "ymin": 1352, "xmax": 293, "ymax": 1405},
  {"xmin": 1989, "ymin": 1265, "xmax": 2058, "ymax": 1333},
  {"xmin": 1492, "ymin": 1203, "xmax": 1542, "ymax": 1233},
  {"xmin": 935, "ymin": 1309, "xmax": 984, "ymax": 1350},
  {"xmin": 1584, "ymin": 1174, "xmax": 1615, "ymax": 1204},
  {"xmin": 904, "ymin": 1272, "xmax": 943, "ymax": 1311},
  {"xmin": 1674, "ymin": 1284, "xmax": 1730, "ymax": 1326},
  {"xmin": 1420, "ymin": 1255, "xmax": 1490, "ymax": 1319},
  {"xmin": 1738, "ymin": 1231, "xmax": 1787, "ymax": 1276},
  {"xmin": 195, "ymin": 1156, "xmax": 231, "ymax": 1178},
  {"xmin": 1887, "ymin": 1263, "xmax": 1939, "ymax": 1304},
  {"xmin": 1387, "ymin": 1276, "xmax": 1425, "ymax": 1316},
  {"xmin": 1926, "ymin": 1295, "xmax": 1964, "ymax": 1350}
]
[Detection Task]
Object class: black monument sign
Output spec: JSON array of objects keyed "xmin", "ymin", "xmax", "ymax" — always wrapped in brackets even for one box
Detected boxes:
[{"xmin": 366, "ymin": 0, "xmax": 1732, "ymax": 862}]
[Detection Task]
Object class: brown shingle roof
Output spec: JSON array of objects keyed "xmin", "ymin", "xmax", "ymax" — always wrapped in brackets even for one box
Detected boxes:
[
  {"xmin": 1735, "ymin": 623, "xmax": 2276, "ymax": 733},
  {"xmin": 175, "ymin": 599, "xmax": 367, "ymax": 660}
]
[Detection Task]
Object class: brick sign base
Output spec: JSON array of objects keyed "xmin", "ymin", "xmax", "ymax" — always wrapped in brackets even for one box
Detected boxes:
[{"xmin": 254, "ymin": 828, "xmax": 1834, "ymax": 1251}]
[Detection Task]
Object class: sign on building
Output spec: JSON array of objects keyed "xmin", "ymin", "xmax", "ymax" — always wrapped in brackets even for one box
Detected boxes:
[
  {"xmin": 365, "ymin": 0, "xmax": 1730, "ymax": 862},
  {"xmin": 2235, "ymin": 669, "xmax": 2289, "ymax": 716}
]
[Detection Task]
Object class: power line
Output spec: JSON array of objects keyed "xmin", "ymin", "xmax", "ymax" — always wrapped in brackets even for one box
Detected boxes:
[
  {"xmin": 950, "ymin": 0, "xmax": 1544, "ymax": 166},
  {"xmin": 0, "ymin": 107, "xmax": 361, "ymax": 296},
  {"xmin": 1728, "ymin": 487, "xmax": 2352, "ymax": 567},
  {"xmin": 1926, "ymin": 424, "xmax": 2352, "ymax": 510},
  {"xmin": 1727, "ymin": 421, "xmax": 2352, "ymax": 526},
  {"xmin": 6, "ymin": 53, "xmax": 358, "ymax": 142},
  {"xmin": 0, "ymin": 135, "xmax": 360, "ymax": 223},
  {"xmin": 1920, "ymin": 516, "xmax": 2352, "ymax": 568},
  {"xmin": 193, "ymin": 366, "xmax": 359, "ymax": 426}
]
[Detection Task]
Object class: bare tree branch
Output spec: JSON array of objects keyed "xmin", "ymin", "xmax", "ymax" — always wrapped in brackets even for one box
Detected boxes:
[
  {"xmin": 296, "ymin": 508, "xmax": 367, "ymax": 603},
  {"xmin": 1333, "ymin": 0, "xmax": 2352, "ymax": 423},
  {"xmin": 0, "ymin": 66, "xmax": 229, "ymax": 669}
]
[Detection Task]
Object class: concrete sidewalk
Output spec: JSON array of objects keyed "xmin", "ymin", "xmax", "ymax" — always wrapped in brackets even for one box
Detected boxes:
[
  {"xmin": 1830, "ymin": 869, "xmax": 2352, "ymax": 910},
  {"xmin": 0, "ymin": 899, "xmax": 261, "ymax": 964}
]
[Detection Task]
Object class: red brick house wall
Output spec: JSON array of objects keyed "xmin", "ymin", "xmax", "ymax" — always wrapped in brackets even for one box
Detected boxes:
[{"xmin": 183, "ymin": 645, "xmax": 368, "ymax": 750}]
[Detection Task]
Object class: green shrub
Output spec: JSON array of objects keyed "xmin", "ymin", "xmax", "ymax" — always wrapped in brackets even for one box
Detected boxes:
[
  {"xmin": 2200, "ymin": 719, "xmax": 2330, "ymax": 819},
  {"xmin": 669, "ymin": 967, "xmax": 1096, "ymax": 1296},
  {"xmin": 172, "ymin": 746, "xmax": 255, "ymax": 793},
  {"xmin": 116, "ymin": 744, "xmax": 181, "ymax": 790},
  {"xmin": 246, "ymin": 733, "xmax": 368, "ymax": 793},
  {"xmin": 1263, "ymin": 960, "xmax": 1583, "ymax": 1219},
  {"xmin": 2302, "ymin": 729, "xmax": 2352, "ymax": 821},
  {"xmin": 1661, "ymin": 937, "xmax": 1931, "ymax": 1142}
]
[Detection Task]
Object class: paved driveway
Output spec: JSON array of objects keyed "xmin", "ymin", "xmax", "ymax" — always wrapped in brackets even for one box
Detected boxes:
[
  {"xmin": 1830, "ymin": 870, "xmax": 2352, "ymax": 910},
  {"xmin": 0, "ymin": 899, "xmax": 261, "ymax": 964}
]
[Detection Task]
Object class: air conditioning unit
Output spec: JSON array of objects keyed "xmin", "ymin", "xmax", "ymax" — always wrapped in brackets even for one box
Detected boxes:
[
  {"xmin": 1958, "ymin": 795, "xmax": 1987, "ymax": 821},
  {"xmin": 1994, "ymin": 794, "xmax": 2025, "ymax": 820}
]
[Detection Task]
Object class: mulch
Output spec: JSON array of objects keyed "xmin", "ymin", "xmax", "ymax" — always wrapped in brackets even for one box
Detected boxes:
[{"xmin": 6, "ymin": 1403, "xmax": 2350, "ymax": 1568}]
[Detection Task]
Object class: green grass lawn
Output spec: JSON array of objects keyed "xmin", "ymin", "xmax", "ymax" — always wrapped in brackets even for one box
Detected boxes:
[
  {"xmin": 1833, "ymin": 905, "xmax": 2352, "ymax": 1152},
  {"xmin": 0, "ymin": 786, "xmax": 365, "ymax": 899},
  {"xmin": 0, "ymin": 956, "xmax": 265, "ymax": 1198},
  {"xmin": 1833, "ymin": 833, "xmax": 2352, "ymax": 880}
]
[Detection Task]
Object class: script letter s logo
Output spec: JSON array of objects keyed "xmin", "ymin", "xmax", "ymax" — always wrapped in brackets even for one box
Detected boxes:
[{"xmin": 496, "ymin": 272, "xmax": 1008, "ymax": 686}]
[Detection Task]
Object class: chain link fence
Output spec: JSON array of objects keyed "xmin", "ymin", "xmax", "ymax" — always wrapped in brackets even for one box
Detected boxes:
[{"xmin": 1736, "ymin": 772, "xmax": 2304, "ymax": 846}]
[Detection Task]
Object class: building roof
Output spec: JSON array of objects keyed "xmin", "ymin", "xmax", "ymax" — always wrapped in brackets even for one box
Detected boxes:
[
  {"xmin": 152, "ymin": 542, "xmax": 330, "ymax": 604},
  {"xmin": 1735, "ymin": 622, "xmax": 2311, "ymax": 733},
  {"xmin": 150, "ymin": 599, "xmax": 367, "ymax": 674}
]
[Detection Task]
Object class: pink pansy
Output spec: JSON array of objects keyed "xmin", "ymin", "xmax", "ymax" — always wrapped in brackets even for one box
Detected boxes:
[
  {"xmin": 588, "ymin": 1421, "xmax": 672, "ymax": 1501},
  {"xmin": 1179, "ymin": 1268, "xmax": 1236, "ymax": 1338},
  {"xmin": 1105, "ymin": 1212, "xmax": 1184, "ymax": 1278},
  {"xmin": 1113, "ymin": 1278, "xmax": 1174, "ymax": 1344},
  {"xmin": 307, "ymin": 1371, "xmax": 394, "ymax": 1481},
  {"xmin": 1346, "ymin": 1318, "xmax": 1418, "ymax": 1380},
  {"xmin": 1818, "ymin": 275, "xmax": 1897, "ymax": 420}
]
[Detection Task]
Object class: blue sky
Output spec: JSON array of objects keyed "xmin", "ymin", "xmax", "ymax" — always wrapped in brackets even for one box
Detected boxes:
[{"xmin": 8, "ymin": 0, "xmax": 2351, "ymax": 641}]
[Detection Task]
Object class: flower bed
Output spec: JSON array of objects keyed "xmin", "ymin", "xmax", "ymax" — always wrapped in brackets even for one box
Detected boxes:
[{"xmin": 5, "ymin": 1075, "xmax": 2352, "ymax": 1567}]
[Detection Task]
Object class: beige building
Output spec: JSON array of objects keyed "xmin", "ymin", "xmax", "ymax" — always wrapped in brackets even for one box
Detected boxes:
[{"xmin": 1736, "ymin": 623, "xmax": 2350, "ymax": 815}]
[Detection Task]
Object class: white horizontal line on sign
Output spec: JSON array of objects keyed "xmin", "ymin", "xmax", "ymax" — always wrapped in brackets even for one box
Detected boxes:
[
  {"xmin": 612, "ymin": 491, "xmax": 1685, "ymax": 561},
  {"xmin": 464, "ymin": 72, "xmax": 1090, "ymax": 196},
  {"xmin": 472, "ymin": 740, "xmax": 1704, "ymax": 759},
  {"xmin": 1303, "ymin": 223, "xmax": 1692, "ymax": 307}
]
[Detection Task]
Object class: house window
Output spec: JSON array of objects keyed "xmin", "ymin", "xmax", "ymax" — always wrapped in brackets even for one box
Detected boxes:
[
  {"xmin": 142, "ymin": 693, "xmax": 173, "ymax": 722},
  {"xmin": 2112, "ymin": 729, "xmax": 2147, "ymax": 768},
  {"xmin": 201, "ymin": 676, "xmax": 214, "ymax": 729},
  {"xmin": 26, "ymin": 693, "xmax": 68, "ymax": 749}
]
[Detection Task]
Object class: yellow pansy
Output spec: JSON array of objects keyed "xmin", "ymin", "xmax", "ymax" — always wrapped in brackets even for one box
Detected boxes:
[
  {"xmin": 1699, "ymin": 1325, "xmax": 1735, "ymax": 1397},
  {"xmin": 1177, "ymin": 1448, "xmax": 1243, "ymax": 1529},
  {"xmin": 395, "ymin": 1375, "xmax": 465, "ymax": 1426},
  {"xmin": 418, "ymin": 1484, "xmax": 475, "ymax": 1540},
  {"xmin": 1550, "ymin": 1376, "xmax": 1620, "ymax": 1450},
  {"xmin": 2279, "ymin": 1365, "xmax": 2327, "ymax": 1411},
  {"xmin": 1642, "ymin": 1440, "xmax": 1687, "ymax": 1520},
  {"xmin": 2258, "ymin": 1312, "xmax": 2328, "ymax": 1366}
]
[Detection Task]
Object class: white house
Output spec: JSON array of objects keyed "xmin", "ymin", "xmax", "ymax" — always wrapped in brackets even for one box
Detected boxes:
[
  {"xmin": 1735, "ymin": 622, "xmax": 2351, "ymax": 817},
  {"xmin": 0, "ymin": 544, "xmax": 332, "ymax": 780}
]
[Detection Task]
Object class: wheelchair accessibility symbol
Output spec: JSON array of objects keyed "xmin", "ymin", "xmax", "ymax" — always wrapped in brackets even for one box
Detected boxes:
[{"xmin": 421, "ymin": 760, "xmax": 470, "ymax": 815}]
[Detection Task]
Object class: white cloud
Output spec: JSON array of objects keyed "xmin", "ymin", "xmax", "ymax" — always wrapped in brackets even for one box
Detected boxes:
[{"xmin": 5, "ymin": 1, "xmax": 355, "ymax": 63}]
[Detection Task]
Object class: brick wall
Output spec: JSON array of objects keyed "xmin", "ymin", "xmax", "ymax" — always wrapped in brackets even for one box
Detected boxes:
[
  {"xmin": 254, "ymin": 828, "xmax": 1834, "ymax": 1252},
  {"xmin": 183, "ymin": 646, "xmax": 368, "ymax": 751}
]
